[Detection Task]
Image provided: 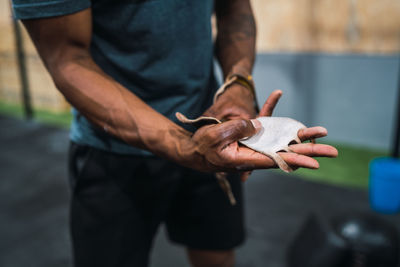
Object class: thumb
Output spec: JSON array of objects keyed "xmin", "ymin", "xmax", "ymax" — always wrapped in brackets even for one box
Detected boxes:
[
  {"xmin": 259, "ymin": 90, "xmax": 282, "ymax": 117},
  {"xmin": 217, "ymin": 119, "xmax": 262, "ymax": 148}
]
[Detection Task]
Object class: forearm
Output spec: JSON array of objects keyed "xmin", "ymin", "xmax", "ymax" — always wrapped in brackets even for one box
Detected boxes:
[
  {"xmin": 20, "ymin": 10, "xmax": 195, "ymax": 165},
  {"xmin": 21, "ymin": 9, "xmax": 285, "ymax": 175},
  {"xmin": 50, "ymin": 55, "xmax": 199, "ymax": 166},
  {"xmin": 215, "ymin": 0, "xmax": 256, "ymax": 78}
]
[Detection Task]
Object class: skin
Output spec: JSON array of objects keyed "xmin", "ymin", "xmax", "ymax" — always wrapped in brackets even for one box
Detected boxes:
[
  {"xmin": 21, "ymin": 1, "xmax": 337, "ymax": 266},
  {"xmin": 204, "ymin": 0, "xmax": 257, "ymax": 121},
  {"xmin": 195, "ymin": 1, "xmax": 337, "ymax": 265}
]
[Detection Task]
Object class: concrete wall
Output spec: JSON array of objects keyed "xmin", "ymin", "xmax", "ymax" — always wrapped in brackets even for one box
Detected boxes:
[{"xmin": 253, "ymin": 53, "xmax": 399, "ymax": 150}]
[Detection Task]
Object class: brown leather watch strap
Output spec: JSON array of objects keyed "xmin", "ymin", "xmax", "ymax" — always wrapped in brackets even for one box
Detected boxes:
[
  {"xmin": 228, "ymin": 73, "xmax": 256, "ymax": 97},
  {"xmin": 213, "ymin": 68, "xmax": 259, "ymax": 112}
]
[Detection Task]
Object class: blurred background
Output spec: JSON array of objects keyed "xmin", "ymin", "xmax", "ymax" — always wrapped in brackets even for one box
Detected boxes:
[{"xmin": 1, "ymin": 0, "xmax": 400, "ymax": 266}]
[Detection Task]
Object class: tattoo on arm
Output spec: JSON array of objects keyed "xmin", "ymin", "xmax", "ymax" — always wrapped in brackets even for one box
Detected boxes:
[
  {"xmin": 215, "ymin": 0, "xmax": 256, "ymax": 77},
  {"xmin": 219, "ymin": 13, "xmax": 256, "ymax": 43}
]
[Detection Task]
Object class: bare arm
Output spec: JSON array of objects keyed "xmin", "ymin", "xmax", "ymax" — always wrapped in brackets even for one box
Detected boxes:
[
  {"xmin": 24, "ymin": 8, "xmax": 322, "ymax": 173},
  {"xmin": 206, "ymin": 2, "xmax": 338, "ymax": 178},
  {"xmin": 215, "ymin": 0, "xmax": 256, "ymax": 78},
  {"xmin": 204, "ymin": 0, "xmax": 257, "ymax": 120},
  {"xmin": 23, "ymin": 9, "xmax": 199, "ymax": 166}
]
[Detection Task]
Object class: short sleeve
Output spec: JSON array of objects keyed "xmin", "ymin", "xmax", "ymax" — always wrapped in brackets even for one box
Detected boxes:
[{"xmin": 12, "ymin": 0, "xmax": 91, "ymax": 20}]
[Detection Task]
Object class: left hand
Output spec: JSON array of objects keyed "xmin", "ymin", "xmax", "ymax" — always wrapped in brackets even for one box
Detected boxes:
[
  {"xmin": 204, "ymin": 83, "xmax": 284, "ymax": 181},
  {"xmin": 203, "ymin": 83, "xmax": 257, "ymax": 121},
  {"xmin": 240, "ymin": 89, "xmax": 283, "ymax": 181}
]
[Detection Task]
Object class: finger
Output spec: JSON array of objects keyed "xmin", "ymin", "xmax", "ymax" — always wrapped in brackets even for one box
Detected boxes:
[
  {"xmin": 259, "ymin": 90, "xmax": 283, "ymax": 117},
  {"xmin": 298, "ymin": 126, "xmax": 328, "ymax": 142},
  {"xmin": 217, "ymin": 119, "xmax": 262, "ymax": 147},
  {"xmin": 231, "ymin": 147, "xmax": 276, "ymax": 170},
  {"xmin": 289, "ymin": 143, "xmax": 338, "ymax": 157},
  {"xmin": 279, "ymin": 152, "xmax": 320, "ymax": 169},
  {"xmin": 232, "ymin": 149, "xmax": 319, "ymax": 170}
]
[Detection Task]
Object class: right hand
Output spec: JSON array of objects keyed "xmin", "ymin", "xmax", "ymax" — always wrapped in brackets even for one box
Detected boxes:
[
  {"xmin": 189, "ymin": 90, "xmax": 283, "ymax": 173},
  {"xmin": 186, "ymin": 117, "xmax": 337, "ymax": 173},
  {"xmin": 188, "ymin": 119, "xmax": 337, "ymax": 172}
]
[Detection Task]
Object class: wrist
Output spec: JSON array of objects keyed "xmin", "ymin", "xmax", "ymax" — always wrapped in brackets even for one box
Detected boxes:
[
  {"xmin": 214, "ymin": 80, "xmax": 259, "ymax": 115},
  {"xmin": 213, "ymin": 75, "xmax": 254, "ymax": 102},
  {"xmin": 161, "ymin": 125, "xmax": 211, "ymax": 171},
  {"xmin": 221, "ymin": 83, "xmax": 255, "ymax": 105},
  {"xmin": 214, "ymin": 65, "xmax": 259, "ymax": 112},
  {"xmin": 226, "ymin": 74, "xmax": 255, "ymax": 99},
  {"xmin": 225, "ymin": 82, "xmax": 253, "ymax": 96},
  {"xmin": 226, "ymin": 67, "xmax": 259, "ymax": 112}
]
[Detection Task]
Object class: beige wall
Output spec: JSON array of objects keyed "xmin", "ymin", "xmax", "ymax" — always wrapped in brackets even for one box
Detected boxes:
[
  {"xmin": 251, "ymin": 0, "xmax": 400, "ymax": 53},
  {"xmin": 0, "ymin": 0, "xmax": 69, "ymax": 112},
  {"xmin": 1, "ymin": 0, "xmax": 399, "ymax": 110}
]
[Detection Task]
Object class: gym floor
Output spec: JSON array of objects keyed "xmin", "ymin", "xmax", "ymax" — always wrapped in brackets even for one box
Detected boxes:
[{"xmin": 1, "ymin": 115, "xmax": 399, "ymax": 267}]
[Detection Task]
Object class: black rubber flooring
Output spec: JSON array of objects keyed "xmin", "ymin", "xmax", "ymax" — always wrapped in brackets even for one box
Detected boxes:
[{"xmin": 1, "ymin": 115, "xmax": 399, "ymax": 267}]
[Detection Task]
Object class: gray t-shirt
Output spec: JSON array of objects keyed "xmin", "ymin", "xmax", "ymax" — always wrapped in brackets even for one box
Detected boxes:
[{"xmin": 12, "ymin": 0, "xmax": 217, "ymax": 155}]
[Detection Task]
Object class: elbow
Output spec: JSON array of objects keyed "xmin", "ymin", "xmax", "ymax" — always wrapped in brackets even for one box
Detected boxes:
[
  {"xmin": 47, "ymin": 60, "xmax": 73, "ymax": 90},
  {"xmin": 44, "ymin": 44, "xmax": 90, "ymax": 76},
  {"xmin": 46, "ymin": 50, "xmax": 91, "ymax": 87}
]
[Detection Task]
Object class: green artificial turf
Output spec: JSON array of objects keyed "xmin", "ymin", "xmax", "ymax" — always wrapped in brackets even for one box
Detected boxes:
[
  {"xmin": 0, "ymin": 101, "xmax": 389, "ymax": 189},
  {"xmin": 0, "ymin": 100, "xmax": 72, "ymax": 128},
  {"xmin": 294, "ymin": 141, "xmax": 389, "ymax": 189}
]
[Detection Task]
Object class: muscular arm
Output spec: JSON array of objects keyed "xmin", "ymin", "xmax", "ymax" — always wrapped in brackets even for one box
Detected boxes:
[
  {"xmin": 204, "ymin": 0, "xmax": 257, "ymax": 120},
  {"xmin": 215, "ymin": 0, "xmax": 256, "ymax": 78},
  {"xmin": 23, "ymin": 8, "xmax": 311, "ymax": 173},
  {"xmin": 23, "ymin": 9, "xmax": 201, "ymax": 166}
]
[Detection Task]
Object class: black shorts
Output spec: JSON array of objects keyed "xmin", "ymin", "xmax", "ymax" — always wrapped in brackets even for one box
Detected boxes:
[{"xmin": 68, "ymin": 142, "xmax": 245, "ymax": 267}]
